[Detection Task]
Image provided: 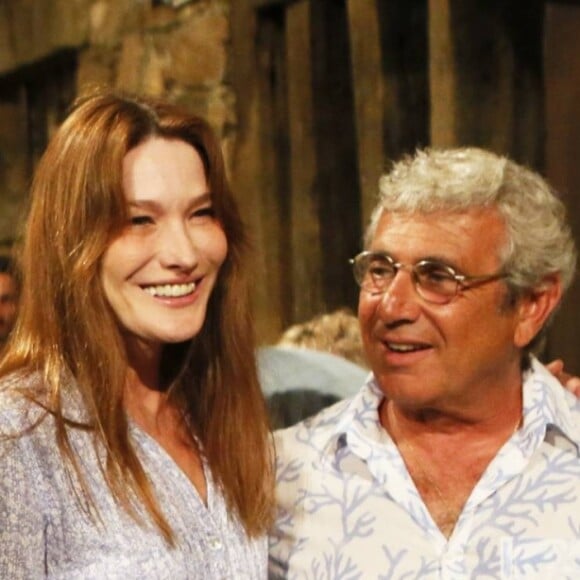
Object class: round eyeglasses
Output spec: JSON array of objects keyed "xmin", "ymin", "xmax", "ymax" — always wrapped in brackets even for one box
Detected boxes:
[{"xmin": 350, "ymin": 251, "xmax": 508, "ymax": 305}]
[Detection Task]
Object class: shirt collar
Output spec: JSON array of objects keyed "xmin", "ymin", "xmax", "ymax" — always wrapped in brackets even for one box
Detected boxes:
[
  {"xmin": 522, "ymin": 358, "xmax": 580, "ymax": 450},
  {"xmin": 320, "ymin": 357, "xmax": 580, "ymax": 461},
  {"xmin": 320, "ymin": 373, "xmax": 386, "ymax": 461}
]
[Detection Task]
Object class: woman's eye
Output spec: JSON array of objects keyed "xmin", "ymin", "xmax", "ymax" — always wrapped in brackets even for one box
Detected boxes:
[
  {"xmin": 130, "ymin": 215, "xmax": 154, "ymax": 226},
  {"xmin": 191, "ymin": 206, "xmax": 215, "ymax": 219}
]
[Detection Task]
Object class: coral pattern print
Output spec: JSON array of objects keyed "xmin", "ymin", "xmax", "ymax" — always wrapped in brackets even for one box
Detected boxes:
[{"xmin": 269, "ymin": 362, "xmax": 580, "ymax": 579}]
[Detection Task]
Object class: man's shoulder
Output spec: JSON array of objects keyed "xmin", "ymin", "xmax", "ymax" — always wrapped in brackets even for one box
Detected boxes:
[
  {"xmin": 527, "ymin": 360, "xmax": 580, "ymax": 444},
  {"xmin": 273, "ymin": 396, "xmax": 352, "ymax": 465},
  {"xmin": 529, "ymin": 360, "xmax": 580, "ymax": 409}
]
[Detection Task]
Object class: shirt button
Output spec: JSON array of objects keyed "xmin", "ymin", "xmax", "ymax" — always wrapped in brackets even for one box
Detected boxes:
[{"xmin": 208, "ymin": 536, "xmax": 223, "ymax": 550}]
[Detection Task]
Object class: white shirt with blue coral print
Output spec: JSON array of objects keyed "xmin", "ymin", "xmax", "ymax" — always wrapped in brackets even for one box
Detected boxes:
[{"xmin": 269, "ymin": 358, "xmax": 580, "ymax": 579}]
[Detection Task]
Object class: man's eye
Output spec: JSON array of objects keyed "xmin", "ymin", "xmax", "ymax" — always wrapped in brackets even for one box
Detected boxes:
[
  {"xmin": 421, "ymin": 265, "xmax": 454, "ymax": 283},
  {"xmin": 369, "ymin": 261, "xmax": 395, "ymax": 277},
  {"xmin": 130, "ymin": 215, "xmax": 154, "ymax": 226}
]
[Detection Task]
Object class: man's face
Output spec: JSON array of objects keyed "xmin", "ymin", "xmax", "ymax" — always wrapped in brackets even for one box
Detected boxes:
[
  {"xmin": 358, "ymin": 208, "xmax": 527, "ymax": 414},
  {"xmin": 0, "ymin": 273, "xmax": 18, "ymax": 341}
]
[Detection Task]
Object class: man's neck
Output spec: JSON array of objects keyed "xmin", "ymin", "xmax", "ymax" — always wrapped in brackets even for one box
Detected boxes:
[{"xmin": 379, "ymin": 390, "xmax": 523, "ymax": 539}]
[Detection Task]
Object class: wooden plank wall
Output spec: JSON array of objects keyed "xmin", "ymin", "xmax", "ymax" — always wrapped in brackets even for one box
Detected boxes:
[
  {"xmin": 544, "ymin": 3, "xmax": 580, "ymax": 373},
  {"xmin": 232, "ymin": 0, "xmax": 362, "ymax": 342},
  {"xmin": 231, "ymin": 0, "xmax": 580, "ymax": 371},
  {"xmin": 429, "ymin": 0, "xmax": 544, "ymax": 166},
  {"xmin": 286, "ymin": 2, "xmax": 324, "ymax": 325}
]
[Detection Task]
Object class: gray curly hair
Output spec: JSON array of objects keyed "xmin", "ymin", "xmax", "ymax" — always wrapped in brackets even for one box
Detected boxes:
[{"xmin": 364, "ymin": 147, "xmax": 577, "ymax": 359}]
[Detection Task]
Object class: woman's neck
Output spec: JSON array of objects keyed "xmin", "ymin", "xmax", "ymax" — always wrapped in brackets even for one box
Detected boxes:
[{"xmin": 123, "ymin": 336, "xmax": 168, "ymax": 428}]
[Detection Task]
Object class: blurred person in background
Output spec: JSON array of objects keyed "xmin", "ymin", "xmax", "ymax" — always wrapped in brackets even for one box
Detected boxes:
[
  {"xmin": 259, "ymin": 308, "xmax": 369, "ymax": 428},
  {"xmin": 0, "ymin": 254, "xmax": 18, "ymax": 346}
]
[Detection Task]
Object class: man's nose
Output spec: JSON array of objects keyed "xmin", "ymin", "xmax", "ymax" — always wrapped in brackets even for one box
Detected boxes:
[{"xmin": 376, "ymin": 269, "xmax": 421, "ymax": 323}]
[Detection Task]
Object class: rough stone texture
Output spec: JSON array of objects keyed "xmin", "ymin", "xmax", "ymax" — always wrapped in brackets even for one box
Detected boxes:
[
  {"xmin": 0, "ymin": 0, "xmax": 236, "ymax": 245},
  {"xmin": 165, "ymin": 9, "xmax": 229, "ymax": 88},
  {"xmin": 89, "ymin": 1, "xmax": 133, "ymax": 48},
  {"xmin": 116, "ymin": 34, "xmax": 148, "ymax": 93},
  {"xmin": 140, "ymin": 46, "xmax": 167, "ymax": 97},
  {"xmin": 47, "ymin": 0, "xmax": 92, "ymax": 49},
  {"xmin": 0, "ymin": 0, "xmax": 90, "ymax": 74},
  {"xmin": 0, "ymin": 4, "xmax": 15, "ymax": 73},
  {"xmin": 205, "ymin": 85, "xmax": 236, "ymax": 135},
  {"xmin": 77, "ymin": 48, "xmax": 117, "ymax": 93}
]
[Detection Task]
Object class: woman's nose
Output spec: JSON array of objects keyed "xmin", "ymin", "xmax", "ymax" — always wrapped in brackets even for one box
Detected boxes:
[{"xmin": 157, "ymin": 222, "xmax": 198, "ymax": 270}]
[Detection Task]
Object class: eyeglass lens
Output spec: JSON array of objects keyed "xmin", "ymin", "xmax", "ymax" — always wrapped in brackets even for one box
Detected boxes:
[{"xmin": 353, "ymin": 253, "xmax": 459, "ymax": 304}]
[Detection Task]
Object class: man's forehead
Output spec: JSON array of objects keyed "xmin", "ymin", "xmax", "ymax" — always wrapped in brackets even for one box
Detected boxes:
[
  {"xmin": 369, "ymin": 208, "xmax": 507, "ymax": 266},
  {"xmin": 374, "ymin": 207, "xmax": 504, "ymax": 235}
]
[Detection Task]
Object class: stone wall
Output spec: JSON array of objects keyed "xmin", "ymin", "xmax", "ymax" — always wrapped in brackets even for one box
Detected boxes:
[{"xmin": 0, "ymin": 0, "xmax": 235, "ymax": 245}]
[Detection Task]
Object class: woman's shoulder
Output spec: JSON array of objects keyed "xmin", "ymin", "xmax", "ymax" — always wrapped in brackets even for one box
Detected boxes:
[{"xmin": 0, "ymin": 370, "xmax": 47, "ymax": 433}]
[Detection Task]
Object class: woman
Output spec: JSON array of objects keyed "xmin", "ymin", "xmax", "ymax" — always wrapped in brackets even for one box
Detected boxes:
[{"xmin": 0, "ymin": 92, "xmax": 273, "ymax": 578}]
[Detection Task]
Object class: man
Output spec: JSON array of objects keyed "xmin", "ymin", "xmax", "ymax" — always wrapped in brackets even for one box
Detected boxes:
[
  {"xmin": 269, "ymin": 148, "xmax": 580, "ymax": 578},
  {"xmin": 0, "ymin": 255, "xmax": 18, "ymax": 345}
]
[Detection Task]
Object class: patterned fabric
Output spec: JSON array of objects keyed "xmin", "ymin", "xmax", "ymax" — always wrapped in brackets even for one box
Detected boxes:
[
  {"xmin": 269, "ymin": 358, "xmax": 580, "ymax": 579},
  {"xmin": 0, "ymin": 373, "xmax": 266, "ymax": 579}
]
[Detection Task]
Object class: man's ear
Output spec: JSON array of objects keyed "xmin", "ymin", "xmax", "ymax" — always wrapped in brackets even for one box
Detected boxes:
[{"xmin": 514, "ymin": 274, "xmax": 563, "ymax": 348}]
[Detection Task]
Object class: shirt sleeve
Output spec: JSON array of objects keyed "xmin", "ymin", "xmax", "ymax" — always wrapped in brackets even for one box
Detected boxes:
[{"xmin": 0, "ymin": 432, "xmax": 46, "ymax": 578}]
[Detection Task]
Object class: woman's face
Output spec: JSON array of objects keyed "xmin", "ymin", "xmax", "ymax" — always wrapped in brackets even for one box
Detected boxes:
[{"xmin": 101, "ymin": 137, "xmax": 228, "ymax": 354}]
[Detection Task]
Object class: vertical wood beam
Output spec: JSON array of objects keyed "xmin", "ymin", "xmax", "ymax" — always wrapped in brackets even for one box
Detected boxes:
[
  {"xmin": 428, "ymin": 0, "xmax": 544, "ymax": 167},
  {"xmin": 286, "ymin": 0, "xmax": 325, "ymax": 321},
  {"xmin": 544, "ymin": 4, "xmax": 580, "ymax": 373},
  {"xmin": 310, "ymin": 0, "xmax": 361, "ymax": 311},
  {"xmin": 428, "ymin": 0, "xmax": 457, "ymax": 146},
  {"xmin": 230, "ymin": 1, "xmax": 285, "ymax": 341},
  {"xmin": 346, "ymin": 0, "xmax": 385, "ymax": 227}
]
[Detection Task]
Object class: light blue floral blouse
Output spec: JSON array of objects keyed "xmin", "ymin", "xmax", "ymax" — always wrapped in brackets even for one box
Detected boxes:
[
  {"xmin": 0, "ymin": 373, "xmax": 266, "ymax": 579},
  {"xmin": 269, "ymin": 359, "xmax": 580, "ymax": 579}
]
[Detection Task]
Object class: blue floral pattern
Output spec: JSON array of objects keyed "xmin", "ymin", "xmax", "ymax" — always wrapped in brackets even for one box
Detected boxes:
[
  {"xmin": 269, "ymin": 359, "xmax": 580, "ymax": 579},
  {"xmin": 0, "ymin": 373, "xmax": 266, "ymax": 579}
]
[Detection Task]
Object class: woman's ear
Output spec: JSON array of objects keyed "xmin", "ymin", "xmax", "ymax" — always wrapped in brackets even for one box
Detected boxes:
[{"xmin": 514, "ymin": 274, "xmax": 563, "ymax": 348}]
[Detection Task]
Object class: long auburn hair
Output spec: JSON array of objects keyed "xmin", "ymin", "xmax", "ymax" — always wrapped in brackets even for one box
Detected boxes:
[{"xmin": 1, "ymin": 92, "xmax": 274, "ymax": 541}]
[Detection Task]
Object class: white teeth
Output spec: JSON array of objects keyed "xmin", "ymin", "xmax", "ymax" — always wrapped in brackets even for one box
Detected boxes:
[
  {"xmin": 143, "ymin": 282, "xmax": 196, "ymax": 298},
  {"xmin": 388, "ymin": 343, "xmax": 423, "ymax": 353}
]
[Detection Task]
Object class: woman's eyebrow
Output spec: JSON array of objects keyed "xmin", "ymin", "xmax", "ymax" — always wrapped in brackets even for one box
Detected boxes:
[{"xmin": 127, "ymin": 191, "xmax": 213, "ymax": 211}]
